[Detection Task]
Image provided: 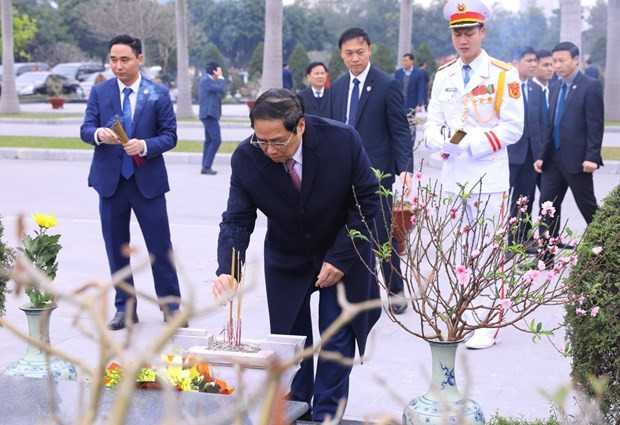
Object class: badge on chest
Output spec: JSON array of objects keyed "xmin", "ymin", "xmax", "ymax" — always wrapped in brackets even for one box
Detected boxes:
[
  {"xmin": 469, "ymin": 84, "xmax": 495, "ymax": 104},
  {"xmin": 439, "ymin": 87, "xmax": 458, "ymax": 103}
]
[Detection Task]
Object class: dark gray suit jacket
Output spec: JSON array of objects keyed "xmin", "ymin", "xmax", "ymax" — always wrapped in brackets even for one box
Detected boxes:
[
  {"xmin": 539, "ymin": 71, "xmax": 604, "ymax": 174},
  {"xmin": 297, "ymin": 87, "xmax": 332, "ymax": 118},
  {"xmin": 508, "ymin": 79, "xmax": 545, "ymax": 165}
]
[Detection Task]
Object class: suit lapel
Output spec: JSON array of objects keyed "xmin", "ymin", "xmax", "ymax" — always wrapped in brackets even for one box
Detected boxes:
[
  {"xmin": 299, "ymin": 120, "xmax": 319, "ymax": 205},
  {"xmin": 548, "ymin": 81, "xmax": 560, "ymax": 124},
  {"xmin": 561, "ymin": 72, "xmax": 582, "ymax": 115},
  {"xmin": 354, "ymin": 66, "xmax": 375, "ymax": 127},
  {"xmin": 132, "ymin": 79, "xmax": 149, "ymax": 130},
  {"xmin": 255, "ymin": 145, "xmax": 299, "ymax": 201}
]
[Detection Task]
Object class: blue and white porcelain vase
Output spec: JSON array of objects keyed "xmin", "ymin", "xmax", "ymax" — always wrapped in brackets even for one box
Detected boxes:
[
  {"xmin": 3, "ymin": 303, "xmax": 77, "ymax": 380},
  {"xmin": 403, "ymin": 340, "xmax": 484, "ymax": 424}
]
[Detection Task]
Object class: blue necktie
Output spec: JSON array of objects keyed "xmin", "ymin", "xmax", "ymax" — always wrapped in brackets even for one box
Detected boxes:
[
  {"xmin": 347, "ymin": 78, "xmax": 360, "ymax": 126},
  {"xmin": 522, "ymin": 82, "xmax": 528, "ymax": 116},
  {"xmin": 542, "ymin": 87, "xmax": 549, "ymax": 126},
  {"xmin": 554, "ymin": 83, "xmax": 567, "ymax": 149},
  {"xmin": 462, "ymin": 64, "xmax": 471, "ymax": 87},
  {"xmin": 121, "ymin": 87, "xmax": 134, "ymax": 179}
]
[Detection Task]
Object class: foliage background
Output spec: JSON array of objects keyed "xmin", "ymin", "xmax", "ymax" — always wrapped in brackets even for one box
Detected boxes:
[
  {"xmin": 0, "ymin": 215, "xmax": 14, "ymax": 317},
  {"xmin": 565, "ymin": 184, "xmax": 620, "ymax": 423}
]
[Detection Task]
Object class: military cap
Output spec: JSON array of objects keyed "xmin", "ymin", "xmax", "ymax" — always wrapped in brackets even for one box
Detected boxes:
[{"xmin": 443, "ymin": 0, "xmax": 492, "ymax": 29}]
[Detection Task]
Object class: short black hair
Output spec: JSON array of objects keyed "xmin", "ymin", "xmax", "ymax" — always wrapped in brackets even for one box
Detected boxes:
[
  {"xmin": 250, "ymin": 88, "xmax": 304, "ymax": 132},
  {"xmin": 206, "ymin": 61, "xmax": 219, "ymax": 75},
  {"xmin": 553, "ymin": 41, "xmax": 579, "ymax": 58},
  {"xmin": 306, "ymin": 61, "xmax": 327, "ymax": 75},
  {"xmin": 338, "ymin": 27, "xmax": 371, "ymax": 49},
  {"xmin": 403, "ymin": 53, "xmax": 414, "ymax": 61},
  {"xmin": 109, "ymin": 34, "xmax": 142, "ymax": 57},
  {"xmin": 511, "ymin": 46, "xmax": 537, "ymax": 62},
  {"xmin": 536, "ymin": 49, "xmax": 552, "ymax": 60}
]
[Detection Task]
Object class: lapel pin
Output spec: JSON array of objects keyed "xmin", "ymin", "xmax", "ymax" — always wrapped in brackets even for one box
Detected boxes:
[
  {"xmin": 144, "ymin": 89, "xmax": 149, "ymax": 95},
  {"xmin": 366, "ymin": 86, "xmax": 372, "ymax": 92},
  {"xmin": 572, "ymin": 85, "xmax": 577, "ymax": 90}
]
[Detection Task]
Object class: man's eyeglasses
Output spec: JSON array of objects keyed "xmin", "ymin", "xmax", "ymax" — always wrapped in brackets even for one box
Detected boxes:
[{"xmin": 250, "ymin": 128, "xmax": 296, "ymax": 149}]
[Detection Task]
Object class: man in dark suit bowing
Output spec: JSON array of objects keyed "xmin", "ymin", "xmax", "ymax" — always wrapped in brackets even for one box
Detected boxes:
[
  {"xmin": 212, "ymin": 89, "xmax": 380, "ymax": 421},
  {"xmin": 296, "ymin": 62, "xmax": 331, "ymax": 118},
  {"xmin": 80, "ymin": 34, "xmax": 184, "ymax": 330},
  {"xmin": 507, "ymin": 46, "xmax": 545, "ymax": 252},
  {"xmin": 534, "ymin": 41, "xmax": 604, "ymax": 243},
  {"xmin": 330, "ymin": 27, "xmax": 413, "ymax": 315}
]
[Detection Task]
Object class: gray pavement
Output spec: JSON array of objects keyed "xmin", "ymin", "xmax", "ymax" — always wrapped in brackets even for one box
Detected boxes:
[{"xmin": 0, "ymin": 146, "xmax": 618, "ymax": 422}]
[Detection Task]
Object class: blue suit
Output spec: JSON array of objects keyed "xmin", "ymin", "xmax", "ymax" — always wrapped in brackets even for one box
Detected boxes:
[
  {"xmin": 199, "ymin": 75, "xmax": 227, "ymax": 170},
  {"xmin": 394, "ymin": 67, "xmax": 425, "ymax": 110},
  {"xmin": 330, "ymin": 65, "xmax": 413, "ymax": 296},
  {"xmin": 283, "ymin": 67, "xmax": 294, "ymax": 89},
  {"xmin": 538, "ymin": 71, "xmax": 604, "ymax": 236},
  {"xmin": 80, "ymin": 77, "xmax": 181, "ymax": 311},
  {"xmin": 297, "ymin": 87, "xmax": 331, "ymax": 118},
  {"xmin": 507, "ymin": 79, "xmax": 545, "ymax": 245},
  {"xmin": 216, "ymin": 115, "xmax": 380, "ymax": 420}
]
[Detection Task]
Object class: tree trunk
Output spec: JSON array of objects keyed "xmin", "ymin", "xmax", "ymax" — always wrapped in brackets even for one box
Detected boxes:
[
  {"xmin": 0, "ymin": 0, "xmax": 21, "ymax": 114},
  {"xmin": 259, "ymin": 0, "xmax": 283, "ymax": 95},
  {"xmin": 397, "ymin": 0, "xmax": 413, "ymax": 70},
  {"xmin": 560, "ymin": 0, "xmax": 582, "ymax": 54},
  {"xmin": 175, "ymin": 0, "xmax": 193, "ymax": 118},
  {"xmin": 605, "ymin": 0, "xmax": 620, "ymax": 121}
]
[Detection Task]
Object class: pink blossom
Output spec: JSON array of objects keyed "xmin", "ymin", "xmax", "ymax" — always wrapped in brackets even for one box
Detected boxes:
[
  {"xmin": 561, "ymin": 257, "xmax": 571, "ymax": 266},
  {"xmin": 546, "ymin": 270, "xmax": 556, "ymax": 281},
  {"xmin": 592, "ymin": 246, "xmax": 603, "ymax": 255},
  {"xmin": 509, "ymin": 217, "xmax": 518, "ymax": 226},
  {"xmin": 471, "ymin": 249, "xmax": 481, "ymax": 259},
  {"xmin": 517, "ymin": 196, "xmax": 529, "ymax": 206},
  {"xmin": 473, "ymin": 199, "xmax": 480, "ymax": 208},
  {"xmin": 410, "ymin": 214, "xmax": 417, "ymax": 226},
  {"xmin": 541, "ymin": 201, "xmax": 556, "ymax": 217},
  {"xmin": 523, "ymin": 270, "xmax": 541, "ymax": 285},
  {"xmin": 578, "ymin": 295, "xmax": 585, "ymax": 305},
  {"xmin": 532, "ymin": 215, "xmax": 541, "ymax": 224},
  {"xmin": 425, "ymin": 205, "xmax": 435, "ymax": 217},
  {"xmin": 551, "ymin": 246, "xmax": 559, "ymax": 255},
  {"xmin": 558, "ymin": 345, "xmax": 565, "ymax": 355},
  {"xmin": 450, "ymin": 207, "xmax": 458, "ymax": 220},
  {"xmin": 455, "ymin": 265, "xmax": 470, "ymax": 286},
  {"xmin": 569, "ymin": 238, "xmax": 580, "ymax": 247},
  {"xmin": 410, "ymin": 194, "xmax": 419, "ymax": 206},
  {"xmin": 499, "ymin": 298, "xmax": 512, "ymax": 310},
  {"xmin": 576, "ymin": 308, "xmax": 586, "ymax": 316},
  {"xmin": 492, "ymin": 243, "xmax": 500, "ymax": 250},
  {"xmin": 537, "ymin": 260, "xmax": 546, "ymax": 271},
  {"xmin": 570, "ymin": 255, "xmax": 578, "ymax": 266},
  {"xmin": 413, "ymin": 171, "xmax": 423, "ymax": 182},
  {"xmin": 590, "ymin": 306, "xmax": 600, "ymax": 317}
]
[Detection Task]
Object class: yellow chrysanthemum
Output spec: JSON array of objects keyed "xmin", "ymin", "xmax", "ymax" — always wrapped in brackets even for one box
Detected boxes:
[{"xmin": 32, "ymin": 213, "xmax": 58, "ymax": 229}]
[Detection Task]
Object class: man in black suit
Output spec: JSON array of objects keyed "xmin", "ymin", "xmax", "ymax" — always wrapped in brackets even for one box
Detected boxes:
[
  {"xmin": 296, "ymin": 62, "xmax": 331, "ymax": 118},
  {"xmin": 507, "ymin": 46, "xmax": 545, "ymax": 251},
  {"xmin": 213, "ymin": 89, "xmax": 380, "ymax": 421},
  {"xmin": 534, "ymin": 41, "xmax": 604, "ymax": 242},
  {"xmin": 395, "ymin": 53, "xmax": 425, "ymax": 143},
  {"xmin": 330, "ymin": 27, "xmax": 413, "ymax": 314}
]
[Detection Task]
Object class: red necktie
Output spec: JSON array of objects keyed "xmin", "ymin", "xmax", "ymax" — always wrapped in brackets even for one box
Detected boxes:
[{"xmin": 285, "ymin": 158, "xmax": 301, "ymax": 191}]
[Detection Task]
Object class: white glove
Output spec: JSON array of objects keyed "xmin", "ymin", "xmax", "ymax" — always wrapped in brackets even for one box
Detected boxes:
[
  {"xmin": 441, "ymin": 134, "xmax": 471, "ymax": 157},
  {"xmin": 424, "ymin": 126, "xmax": 446, "ymax": 151}
]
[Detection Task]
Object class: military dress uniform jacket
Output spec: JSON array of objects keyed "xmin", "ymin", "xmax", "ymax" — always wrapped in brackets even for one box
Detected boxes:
[{"xmin": 425, "ymin": 50, "xmax": 524, "ymax": 194}]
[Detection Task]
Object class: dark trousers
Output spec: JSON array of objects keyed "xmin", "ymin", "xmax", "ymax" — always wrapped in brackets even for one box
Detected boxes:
[
  {"xmin": 201, "ymin": 116, "xmax": 222, "ymax": 169},
  {"xmin": 99, "ymin": 177, "xmax": 181, "ymax": 312},
  {"xmin": 289, "ymin": 285, "xmax": 355, "ymax": 421},
  {"xmin": 539, "ymin": 147, "xmax": 598, "ymax": 237},
  {"xmin": 508, "ymin": 147, "xmax": 540, "ymax": 245}
]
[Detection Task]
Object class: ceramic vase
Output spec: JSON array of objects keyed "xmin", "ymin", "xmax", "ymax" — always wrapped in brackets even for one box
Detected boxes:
[
  {"xmin": 3, "ymin": 303, "xmax": 77, "ymax": 380},
  {"xmin": 403, "ymin": 340, "xmax": 484, "ymax": 424}
]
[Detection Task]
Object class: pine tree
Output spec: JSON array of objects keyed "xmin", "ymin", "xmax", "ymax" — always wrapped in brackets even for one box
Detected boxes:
[{"xmin": 287, "ymin": 43, "xmax": 310, "ymax": 91}]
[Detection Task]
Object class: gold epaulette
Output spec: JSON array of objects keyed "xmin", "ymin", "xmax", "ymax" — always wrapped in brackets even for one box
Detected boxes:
[
  {"xmin": 437, "ymin": 58, "xmax": 457, "ymax": 71},
  {"xmin": 491, "ymin": 59, "xmax": 512, "ymax": 71}
]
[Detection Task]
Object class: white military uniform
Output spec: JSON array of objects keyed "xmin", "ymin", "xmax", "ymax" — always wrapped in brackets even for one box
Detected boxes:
[{"xmin": 425, "ymin": 49, "xmax": 524, "ymax": 196}]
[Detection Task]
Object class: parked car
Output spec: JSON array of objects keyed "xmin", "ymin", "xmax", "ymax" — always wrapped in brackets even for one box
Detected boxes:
[
  {"xmin": 51, "ymin": 62, "xmax": 105, "ymax": 82},
  {"xmin": 0, "ymin": 62, "xmax": 50, "ymax": 94},
  {"xmin": 80, "ymin": 69, "xmax": 115, "ymax": 98},
  {"xmin": 15, "ymin": 71, "xmax": 82, "ymax": 96}
]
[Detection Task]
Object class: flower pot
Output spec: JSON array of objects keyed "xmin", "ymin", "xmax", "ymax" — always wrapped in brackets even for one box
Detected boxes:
[
  {"xmin": 393, "ymin": 206, "xmax": 414, "ymax": 256},
  {"xmin": 48, "ymin": 97, "xmax": 66, "ymax": 109},
  {"xmin": 403, "ymin": 341, "xmax": 484, "ymax": 425},
  {"xmin": 3, "ymin": 303, "xmax": 77, "ymax": 380}
]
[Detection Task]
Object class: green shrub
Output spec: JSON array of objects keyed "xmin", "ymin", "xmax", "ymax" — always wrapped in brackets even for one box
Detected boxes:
[
  {"xmin": 488, "ymin": 413, "xmax": 560, "ymax": 425},
  {"xmin": 287, "ymin": 43, "xmax": 310, "ymax": 91},
  {"xmin": 565, "ymin": 183, "xmax": 620, "ymax": 423},
  {"xmin": 0, "ymin": 214, "xmax": 14, "ymax": 317},
  {"xmin": 327, "ymin": 48, "xmax": 347, "ymax": 82},
  {"xmin": 371, "ymin": 43, "xmax": 395, "ymax": 75}
]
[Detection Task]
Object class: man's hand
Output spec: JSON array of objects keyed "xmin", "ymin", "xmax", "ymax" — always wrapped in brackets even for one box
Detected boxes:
[
  {"xmin": 124, "ymin": 138, "xmax": 146, "ymax": 156},
  {"xmin": 213, "ymin": 274, "xmax": 238, "ymax": 306},
  {"xmin": 399, "ymin": 171, "xmax": 413, "ymax": 199},
  {"xmin": 315, "ymin": 262, "xmax": 344, "ymax": 288},
  {"xmin": 415, "ymin": 105, "xmax": 421, "ymax": 113},
  {"xmin": 214, "ymin": 67, "xmax": 223, "ymax": 78},
  {"xmin": 582, "ymin": 160, "xmax": 598, "ymax": 173},
  {"xmin": 98, "ymin": 127, "xmax": 121, "ymax": 144},
  {"xmin": 534, "ymin": 160, "xmax": 543, "ymax": 173}
]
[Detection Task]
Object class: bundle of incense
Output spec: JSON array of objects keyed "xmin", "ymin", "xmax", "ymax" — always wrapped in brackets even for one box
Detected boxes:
[
  {"xmin": 110, "ymin": 116, "xmax": 146, "ymax": 167},
  {"xmin": 449, "ymin": 128, "xmax": 467, "ymax": 145}
]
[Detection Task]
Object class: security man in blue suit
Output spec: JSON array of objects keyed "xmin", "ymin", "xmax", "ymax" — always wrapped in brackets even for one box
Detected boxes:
[
  {"xmin": 507, "ymin": 46, "xmax": 545, "ymax": 252},
  {"xmin": 395, "ymin": 53, "xmax": 425, "ymax": 141},
  {"xmin": 199, "ymin": 61, "xmax": 227, "ymax": 175},
  {"xmin": 212, "ymin": 89, "xmax": 380, "ymax": 421},
  {"xmin": 330, "ymin": 27, "xmax": 414, "ymax": 315},
  {"xmin": 80, "ymin": 34, "xmax": 184, "ymax": 330}
]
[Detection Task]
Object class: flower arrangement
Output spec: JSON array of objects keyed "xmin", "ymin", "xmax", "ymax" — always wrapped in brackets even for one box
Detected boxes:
[
  {"xmin": 351, "ymin": 170, "xmax": 598, "ymax": 343},
  {"xmin": 18, "ymin": 213, "xmax": 62, "ymax": 308},
  {"xmin": 104, "ymin": 355, "xmax": 234, "ymax": 395}
]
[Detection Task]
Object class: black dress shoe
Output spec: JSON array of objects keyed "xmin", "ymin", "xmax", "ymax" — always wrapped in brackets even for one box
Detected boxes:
[
  {"xmin": 201, "ymin": 168, "xmax": 217, "ymax": 175},
  {"xmin": 557, "ymin": 242, "xmax": 575, "ymax": 250},
  {"xmin": 107, "ymin": 311, "xmax": 139, "ymax": 331},
  {"xmin": 389, "ymin": 292, "xmax": 408, "ymax": 315},
  {"xmin": 163, "ymin": 310, "xmax": 189, "ymax": 328}
]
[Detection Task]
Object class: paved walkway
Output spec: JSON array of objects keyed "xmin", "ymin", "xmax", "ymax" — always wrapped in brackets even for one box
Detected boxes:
[{"xmin": 0, "ymin": 147, "xmax": 617, "ymax": 421}]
